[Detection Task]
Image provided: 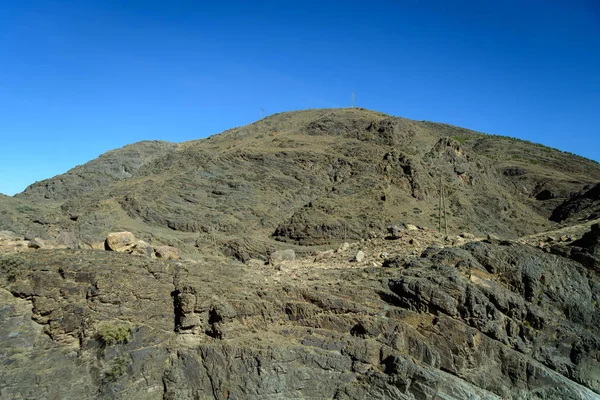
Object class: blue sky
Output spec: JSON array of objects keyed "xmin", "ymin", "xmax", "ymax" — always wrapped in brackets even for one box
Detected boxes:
[{"xmin": 0, "ymin": 1, "xmax": 599, "ymax": 195}]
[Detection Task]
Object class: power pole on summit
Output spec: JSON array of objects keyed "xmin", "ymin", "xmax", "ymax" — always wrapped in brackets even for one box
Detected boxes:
[
  {"xmin": 260, "ymin": 108, "xmax": 265, "ymax": 119},
  {"xmin": 351, "ymin": 90, "xmax": 355, "ymax": 108}
]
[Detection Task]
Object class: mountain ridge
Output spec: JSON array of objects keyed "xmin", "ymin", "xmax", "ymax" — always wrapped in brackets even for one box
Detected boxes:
[{"xmin": 1, "ymin": 108, "xmax": 599, "ymax": 258}]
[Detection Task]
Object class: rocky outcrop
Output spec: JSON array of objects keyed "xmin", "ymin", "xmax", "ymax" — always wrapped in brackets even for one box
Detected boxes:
[
  {"xmin": 1, "ymin": 236, "xmax": 599, "ymax": 399},
  {"xmin": 551, "ymin": 183, "xmax": 600, "ymax": 222}
]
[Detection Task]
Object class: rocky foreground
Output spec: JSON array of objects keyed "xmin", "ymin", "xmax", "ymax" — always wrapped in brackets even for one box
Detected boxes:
[{"xmin": 1, "ymin": 223, "xmax": 599, "ymax": 399}]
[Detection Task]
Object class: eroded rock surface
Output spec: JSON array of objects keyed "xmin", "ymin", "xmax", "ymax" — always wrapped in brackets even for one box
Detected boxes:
[{"xmin": 1, "ymin": 239, "xmax": 599, "ymax": 399}]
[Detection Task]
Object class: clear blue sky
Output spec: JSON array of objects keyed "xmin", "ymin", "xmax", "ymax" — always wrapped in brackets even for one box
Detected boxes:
[{"xmin": 1, "ymin": 1, "xmax": 599, "ymax": 196}]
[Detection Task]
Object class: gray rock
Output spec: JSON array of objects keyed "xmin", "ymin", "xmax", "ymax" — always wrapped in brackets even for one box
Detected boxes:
[
  {"xmin": 270, "ymin": 249, "xmax": 295, "ymax": 263},
  {"xmin": 27, "ymin": 238, "xmax": 46, "ymax": 249},
  {"xmin": 354, "ymin": 250, "xmax": 365, "ymax": 262},
  {"xmin": 387, "ymin": 225, "xmax": 403, "ymax": 239}
]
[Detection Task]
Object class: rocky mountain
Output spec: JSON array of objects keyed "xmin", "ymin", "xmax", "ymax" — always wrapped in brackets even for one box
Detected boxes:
[
  {"xmin": 3, "ymin": 108, "xmax": 600, "ymax": 258},
  {"xmin": 1, "ymin": 108, "xmax": 600, "ymax": 399}
]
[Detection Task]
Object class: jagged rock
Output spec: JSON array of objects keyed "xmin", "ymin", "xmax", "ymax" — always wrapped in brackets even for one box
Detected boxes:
[
  {"xmin": 1, "ymin": 238, "xmax": 600, "ymax": 399},
  {"xmin": 270, "ymin": 249, "xmax": 295, "ymax": 263},
  {"xmin": 154, "ymin": 245, "xmax": 181, "ymax": 260},
  {"xmin": 354, "ymin": 250, "xmax": 365, "ymax": 262},
  {"xmin": 104, "ymin": 231, "xmax": 137, "ymax": 252},
  {"xmin": 387, "ymin": 225, "xmax": 403, "ymax": 239},
  {"xmin": 382, "ymin": 256, "xmax": 404, "ymax": 268},
  {"xmin": 405, "ymin": 224, "xmax": 418, "ymax": 231}
]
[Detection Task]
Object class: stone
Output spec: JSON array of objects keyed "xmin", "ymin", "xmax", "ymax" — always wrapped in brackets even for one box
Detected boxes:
[
  {"xmin": 405, "ymin": 224, "xmax": 418, "ymax": 231},
  {"xmin": 387, "ymin": 225, "xmax": 403, "ymax": 239},
  {"xmin": 337, "ymin": 242, "xmax": 350, "ymax": 252},
  {"xmin": 382, "ymin": 256, "xmax": 404, "ymax": 268},
  {"xmin": 314, "ymin": 250, "xmax": 335, "ymax": 262},
  {"xmin": 270, "ymin": 249, "xmax": 295, "ymax": 263},
  {"xmin": 379, "ymin": 252, "xmax": 389, "ymax": 259},
  {"xmin": 487, "ymin": 233, "xmax": 500, "ymax": 241},
  {"xmin": 132, "ymin": 240, "xmax": 153, "ymax": 258},
  {"xmin": 460, "ymin": 232, "xmax": 475, "ymax": 239},
  {"xmin": 27, "ymin": 238, "xmax": 46, "ymax": 249},
  {"xmin": 105, "ymin": 231, "xmax": 137, "ymax": 252},
  {"xmin": 354, "ymin": 250, "xmax": 365, "ymax": 262},
  {"xmin": 154, "ymin": 245, "xmax": 181, "ymax": 260},
  {"xmin": 409, "ymin": 238, "xmax": 419, "ymax": 246}
]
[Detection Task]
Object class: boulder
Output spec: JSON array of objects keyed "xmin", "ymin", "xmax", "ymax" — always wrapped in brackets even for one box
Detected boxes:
[
  {"xmin": 460, "ymin": 232, "xmax": 475, "ymax": 239},
  {"xmin": 405, "ymin": 224, "xmax": 418, "ymax": 231},
  {"xmin": 387, "ymin": 225, "xmax": 403, "ymax": 239},
  {"xmin": 314, "ymin": 249, "xmax": 335, "ymax": 262},
  {"xmin": 132, "ymin": 240, "xmax": 153, "ymax": 258},
  {"xmin": 337, "ymin": 242, "xmax": 350, "ymax": 252},
  {"xmin": 154, "ymin": 245, "xmax": 181, "ymax": 260},
  {"xmin": 270, "ymin": 249, "xmax": 295, "ymax": 263},
  {"xmin": 28, "ymin": 238, "xmax": 46, "ymax": 249},
  {"xmin": 354, "ymin": 250, "xmax": 365, "ymax": 262},
  {"xmin": 105, "ymin": 232, "xmax": 137, "ymax": 252}
]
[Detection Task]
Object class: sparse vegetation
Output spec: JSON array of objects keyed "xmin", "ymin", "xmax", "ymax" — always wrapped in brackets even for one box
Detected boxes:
[{"xmin": 96, "ymin": 322, "xmax": 132, "ymax": 347}]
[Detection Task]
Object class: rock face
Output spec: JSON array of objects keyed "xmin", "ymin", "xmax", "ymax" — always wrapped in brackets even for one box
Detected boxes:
[
  {"xmin": 551, "ymin": 183, "xmax": 600, "ymax": 222},
  {"xmin": 1, "ymin": 238, "xmax": 599, "ymax": 399}
]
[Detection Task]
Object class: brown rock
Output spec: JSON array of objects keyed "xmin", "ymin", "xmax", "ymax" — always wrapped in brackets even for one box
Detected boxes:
[
  {"xmin": 28, "ymin": 238, "xmax": 46, "ymax": 249},
  {"xmin": 314, "ymin": 249, "xmax": 335, "ymax": 262},
  {"xmin": 154, "ymin": 245, "xmax": 181, "ymax": 260},
  {"xmin": 132, "ymin": 240, "xmax": 154, "ymax": 258},
  {"xmin": 105, "ymin": 232, "xmax": 137, "ymax": 252}
]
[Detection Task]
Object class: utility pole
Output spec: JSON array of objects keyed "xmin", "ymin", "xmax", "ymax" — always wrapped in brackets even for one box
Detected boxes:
[
  {"xmin": 438, "ymin": 176, "xmax": 448, "ymax": 236},
  {"xmin": 260, "ymin": 108, "xmax": 264, "ymax": 119},
  {"xmin": 438, "ymin": 176, "xmax": 442, "ymax": 233},
  {"xmin": 351, "ymin": 90, "xmax": 355, "ymax": 108}
]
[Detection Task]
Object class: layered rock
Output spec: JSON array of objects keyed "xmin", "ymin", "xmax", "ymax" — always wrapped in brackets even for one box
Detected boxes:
[{"xmin": 1, "ymin": 237, "xmax": 599, "ymax": 399}]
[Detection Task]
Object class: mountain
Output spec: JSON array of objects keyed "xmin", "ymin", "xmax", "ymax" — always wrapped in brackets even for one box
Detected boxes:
[
  {"xmin": 1, "ymin": 108, "xmax": 600, "ymax": 399},
  {"xmin": 3, "ymin": 108, "xmax": 599, "ymax": 258}
]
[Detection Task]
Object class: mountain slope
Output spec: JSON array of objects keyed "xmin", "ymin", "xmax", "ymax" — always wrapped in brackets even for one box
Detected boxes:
[
  {"xmin": 2, "ymin": 108, "xmax": 600, "ymax": 399},
  {"xmin": 2, "ymin": 108, "xmax": 600, "ymax": 257},
  {"xmin": 17, "ymin": 140, "xmax": 178, "ymax": 202}
]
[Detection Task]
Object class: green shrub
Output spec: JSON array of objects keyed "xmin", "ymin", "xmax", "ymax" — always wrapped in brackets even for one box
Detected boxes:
[{"xmin": 96, "ymin": 322, "xmax": 132, "ymax": 347}]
